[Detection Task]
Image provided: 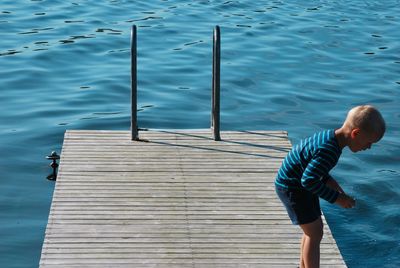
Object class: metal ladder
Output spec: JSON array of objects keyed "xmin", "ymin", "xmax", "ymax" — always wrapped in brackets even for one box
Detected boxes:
[{"xmin": 130, "ymin": 25, "xmax": 221, "ymax": 141}]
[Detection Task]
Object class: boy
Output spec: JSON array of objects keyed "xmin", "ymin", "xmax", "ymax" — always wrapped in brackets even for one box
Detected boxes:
[{"xmin": 275, "ymin": 105, "xmax": 386, "ymax": 268}]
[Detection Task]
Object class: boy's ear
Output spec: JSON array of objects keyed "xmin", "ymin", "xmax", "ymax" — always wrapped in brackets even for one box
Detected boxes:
[{"xmin": 350, "ymin": 128, "xmax": 360, "ymax": 139}]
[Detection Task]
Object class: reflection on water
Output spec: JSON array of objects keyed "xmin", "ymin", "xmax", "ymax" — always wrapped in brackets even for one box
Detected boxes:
[{"xmin": 0, "ymin": 0, "xmax": 399, "ymax": 267}]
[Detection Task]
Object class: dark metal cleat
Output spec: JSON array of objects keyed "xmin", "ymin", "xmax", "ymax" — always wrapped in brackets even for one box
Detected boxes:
[{"xmin": 46, "ymin": 151, "xmax": 60, "ymax": 181}]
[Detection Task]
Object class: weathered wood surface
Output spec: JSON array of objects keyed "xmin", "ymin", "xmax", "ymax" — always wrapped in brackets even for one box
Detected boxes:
[{"xmin": 40, "ymin": 130, "xmax": 346, "ymax": 267}]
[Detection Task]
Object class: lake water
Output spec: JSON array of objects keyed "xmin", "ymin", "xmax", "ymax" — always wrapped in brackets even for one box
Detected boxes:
[{"xmin": 0, "ymin": 0, "xmax": 399, "ymax": 267}]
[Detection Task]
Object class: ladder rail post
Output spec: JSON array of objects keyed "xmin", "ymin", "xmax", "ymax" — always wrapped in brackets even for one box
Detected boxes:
[
  {"xmin": 131, "ymin": 25, "xmax": 138, "ymax": 141},
  {"xmin": 212, "ymin": 25, "xmax": 221, "ymax": 141}
]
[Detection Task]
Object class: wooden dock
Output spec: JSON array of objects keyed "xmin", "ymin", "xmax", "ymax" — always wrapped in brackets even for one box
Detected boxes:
[{"xmin": 40, "ymin": 130, "xmax": 347, "ymax": 267}]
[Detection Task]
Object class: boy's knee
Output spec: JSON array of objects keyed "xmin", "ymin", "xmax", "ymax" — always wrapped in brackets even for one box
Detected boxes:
[
  {"xmin": 314, "ymin": 228, "xmax": 324, "ymax": 242},
  {"xmin": 301, "ymin": 218, "xmax": 324, "ymax": 241},
  {"xmin": 306, "ymin": 228, "xmax": 323, "ymax": 242},
  {"xmin": 306, "ymin": 231, "xmax": 323, "ymax": 245},
  {"xmin": 315, "ymin": 221, "xmax": 324, "ymax": 241}
]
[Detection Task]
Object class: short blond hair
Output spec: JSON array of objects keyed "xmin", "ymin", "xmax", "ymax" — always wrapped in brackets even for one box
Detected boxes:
[{"xmin": 344, "ymin": 105, "xmax": 386, "ymax": 139}]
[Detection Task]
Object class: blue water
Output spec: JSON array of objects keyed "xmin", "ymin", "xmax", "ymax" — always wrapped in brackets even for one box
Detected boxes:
[{"xmin": 1, "ymin": 0, "xmax": 399, "ymax": 267}]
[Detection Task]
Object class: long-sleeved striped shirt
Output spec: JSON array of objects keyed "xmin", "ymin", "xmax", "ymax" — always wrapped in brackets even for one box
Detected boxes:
[{"xmin": 275, "ymin": 129, "xmax": 341, "ymax": 203}]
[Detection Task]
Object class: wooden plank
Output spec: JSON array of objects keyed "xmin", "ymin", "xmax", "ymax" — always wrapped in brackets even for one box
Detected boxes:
[{"xmin": 40, "ymin": 130, "xmax": 347, "ymax": 267}]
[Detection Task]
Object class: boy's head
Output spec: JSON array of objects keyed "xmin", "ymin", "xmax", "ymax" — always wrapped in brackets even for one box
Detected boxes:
[{"xmin": 343, "ymin": 105, "xmax": 386, "ymax": 152}]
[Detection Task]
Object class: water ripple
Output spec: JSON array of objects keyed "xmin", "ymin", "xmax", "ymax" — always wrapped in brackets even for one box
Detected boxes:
[{"xmin": 1, "ymin": 1, "xmax": 400, "ymax": 267}]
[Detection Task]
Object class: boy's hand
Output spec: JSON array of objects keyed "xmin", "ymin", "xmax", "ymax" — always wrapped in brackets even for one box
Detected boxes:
[{"xmin": 335, "ymin": 193, "xmax": 356, "ymax": 209}]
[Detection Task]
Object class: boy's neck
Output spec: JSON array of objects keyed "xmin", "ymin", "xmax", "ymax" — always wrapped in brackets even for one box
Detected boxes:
[{"xmin": 334, "ymin": 127, "xmax": 350, "ymax": 150}]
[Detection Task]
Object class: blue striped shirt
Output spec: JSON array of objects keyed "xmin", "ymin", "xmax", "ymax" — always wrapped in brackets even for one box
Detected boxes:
[{"xmin": 275, "ymin": 129, "xmax": 341, "ymax": 203}]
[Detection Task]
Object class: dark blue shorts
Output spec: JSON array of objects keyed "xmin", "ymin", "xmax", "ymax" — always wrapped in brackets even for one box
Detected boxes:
[{"xmin": 275, "ymin": 184, "xmax": 321, "ymax": 225}]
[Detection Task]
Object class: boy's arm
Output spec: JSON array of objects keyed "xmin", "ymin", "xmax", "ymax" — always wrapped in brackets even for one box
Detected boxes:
[
  {"xmin": 302, "ymin": 149, "xmax": 356, "ymax": 208},
  {"xmin": 324, "ymin": 175, "xmax": 345, "ymax": 194},
  {"xmin": 322, "ymin": 175, "xmax": 356, "ymax": 208},
  {"xmin": 301, "ymin": 149, "xmax": 340, "ymax": 203}
]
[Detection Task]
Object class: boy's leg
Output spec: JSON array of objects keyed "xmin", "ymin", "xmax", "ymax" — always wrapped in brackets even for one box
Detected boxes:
[
  {"xmin": 300, "ymin": 234, "xmax": 306, "ymax": 268},
  {"xmin": 299, "ymin": 217, "xmax": 323, "ymax": 268}
]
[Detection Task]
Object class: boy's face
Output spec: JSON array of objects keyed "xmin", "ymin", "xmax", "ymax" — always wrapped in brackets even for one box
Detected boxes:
[{"xmin": 349, "ymin": 128, "xmax": 380, "ymax": 152}]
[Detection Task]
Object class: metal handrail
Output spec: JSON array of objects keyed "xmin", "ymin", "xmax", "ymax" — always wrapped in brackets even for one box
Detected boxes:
[
  {"xmin": 212, "ymin": 25, "xmax": 221, "ymax": 141},
  {"xmin": 131, "ymin": 25, "xmax": 138, "ymax": 141},
  {"xmin": 130, "ymin": 25, "xmax": 221, "ymax": 141}
]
